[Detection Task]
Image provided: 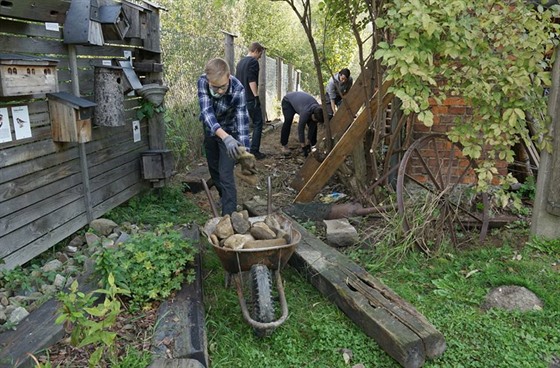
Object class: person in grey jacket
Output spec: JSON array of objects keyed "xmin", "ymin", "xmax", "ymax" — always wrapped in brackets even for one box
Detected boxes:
[
  {"xmin": 280, "ymin": 91, "xmax": 324, "ymax": 157},
  {"xmin": 326, "ymin": 68, "xmax": 353, "ymax": 117}
]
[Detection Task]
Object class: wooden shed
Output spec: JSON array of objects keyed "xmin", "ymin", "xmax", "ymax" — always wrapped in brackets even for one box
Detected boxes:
[{"xmin": 0, "ymin": 0, "xmax": 168, "ymax": 270}]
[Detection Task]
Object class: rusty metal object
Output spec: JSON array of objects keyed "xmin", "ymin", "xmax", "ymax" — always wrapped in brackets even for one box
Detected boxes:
[{"xmin": 396, "ymin": 134, "xmax": 490, "ymax": 249}]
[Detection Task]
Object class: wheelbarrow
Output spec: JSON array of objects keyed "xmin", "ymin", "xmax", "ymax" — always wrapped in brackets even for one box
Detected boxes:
[{"xmin": 201, "ymin": 178, "xmax": 301, "ymax": 337}]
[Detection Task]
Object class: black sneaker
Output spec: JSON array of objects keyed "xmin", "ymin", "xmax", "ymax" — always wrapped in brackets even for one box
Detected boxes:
[
  {"xmin": 302, "ymin": 145, "xmax": 311, "ymax": 157},
  {"xmin": 253, "ymin": 151, "xmax": 266, "ymax": 160}
]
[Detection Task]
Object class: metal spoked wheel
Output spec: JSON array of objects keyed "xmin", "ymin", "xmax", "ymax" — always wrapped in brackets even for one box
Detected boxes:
[
  {"xmin": 396, "ymin": 134, "xmax": 489, "ymax": 251},
  {"xmin": 249, "ymin": 264, "xmax": 275, "ymax": 337}
]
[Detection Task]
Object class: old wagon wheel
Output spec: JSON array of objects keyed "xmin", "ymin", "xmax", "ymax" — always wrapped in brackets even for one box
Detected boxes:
[{"xmin": 396, "ymin": 134, "xmax": 489, "ymax": 251}]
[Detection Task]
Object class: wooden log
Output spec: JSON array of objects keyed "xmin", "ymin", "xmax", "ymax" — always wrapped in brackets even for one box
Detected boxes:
[{"xmin": 287, "ymin": 217, "xmax": 446, "ymax": 368}]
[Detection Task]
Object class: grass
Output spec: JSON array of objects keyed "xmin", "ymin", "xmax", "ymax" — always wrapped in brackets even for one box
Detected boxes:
[
  {"xmin": 21, "ymin": 185, "xmax": 557, "ymax": 367},
  {"xmin": 204, "ymin": 217, "xmax": 560, "ymax": 368}
]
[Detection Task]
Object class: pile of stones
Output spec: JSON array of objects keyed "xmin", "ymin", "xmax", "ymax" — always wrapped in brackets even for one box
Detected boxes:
[{"xmin": 206, "ymin": 211, "xmax": 294, "ymax": 250}]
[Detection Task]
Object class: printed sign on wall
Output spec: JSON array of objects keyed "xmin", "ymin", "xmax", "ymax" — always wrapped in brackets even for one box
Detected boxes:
[
  {"xmin": 133, "ymin": 120, "xmax": 141, "ymax": 142},
  {"xmin": 12, "ymin": 106, "xmax": 32, "ymax": 140},
  {"xmin": 0, "ymin": 107, "xmax": 12, "ymax": 143}
]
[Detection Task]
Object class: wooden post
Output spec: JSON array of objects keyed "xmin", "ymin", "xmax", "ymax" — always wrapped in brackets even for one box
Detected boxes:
[
  {"xmin": 287, "ymin": 64, "xmax": 294, "ymax": 92},
  {"xmin": 259, "ymin": 48, "xmax": 268, "ymax": 121},
  {"xmin": 276, "ymin": 57, "xmax": 283, "ymax": 101},
  {"xmin": 222, "ymin": 31, "xmax": 237, "ymax": 73},
  {"xmin": 531, "ymin": 45, "xmax": 560, "ymax": 237},
  {"xmin": 68, "ymin": 44, "xmax": 93, "ymax": 223}
]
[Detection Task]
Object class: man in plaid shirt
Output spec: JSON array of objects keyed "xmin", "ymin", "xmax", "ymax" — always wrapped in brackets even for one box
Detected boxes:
[{"xmin": 198, "ymin": 57, "xmax": 250, "ymax": 216}]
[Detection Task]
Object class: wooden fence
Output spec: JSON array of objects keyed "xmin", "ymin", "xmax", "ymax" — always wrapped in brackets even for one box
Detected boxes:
[{"xmin": 0, "ymin": 0, "xmax": 165, "ymax": 270}]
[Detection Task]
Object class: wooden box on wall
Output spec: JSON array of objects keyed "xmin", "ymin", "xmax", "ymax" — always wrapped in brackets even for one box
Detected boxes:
[
  {"xmin": 0, "ymin": 54, "xmax": 59, "ymax": 96},
  {"xmin": 48, "ymin": 92, "xmax": 97, "ymax": 143},
  {"xmin": 141, "ymin": 150, "xmax": 174, "ymax": 181}
]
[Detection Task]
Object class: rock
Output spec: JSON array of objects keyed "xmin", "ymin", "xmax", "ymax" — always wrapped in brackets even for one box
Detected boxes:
[
  {"xmin": 41, "ymin": 259, "xmax": 63, "ymax": 273},
  {"xmin": 223, "ymin": 234, "xmax": 254, "ymax": 250},
  {"xmin": 57, "ymin": 252, "xmax": 69, "ymax": 263},
  {"xmin": 41, "ymin": 284, "xmax": 58, "ymax": 295},
  {"xmin": 264, "ymin": 215, "xmax": 281, "ymax": 234},
  {"xmin": 67, "ymin": 235, "xmax": 84, "ymax": 248},
  {"xmin": 8, "ymin": 306, "xmax": 29, "ymax": 324},
  {"xmin": 214, "ymin": 215, "xmax": 234, "ymax": 239},
  {"xmin": 85, "ymin": 232, "xmax": 101, "ymax": 247},
  {"xmin": 231, "ymin": 211, "xmax": 251, "ymax": 234},
  {"xmin": 482, "ymin": 285, "xmax": 544, "ymax": 312},
  {"xmin": 0, "ymin": 295, "xmax": 9, "ymax": 307},
  {"xmin": 53, "ymin": 274, "xmax": 67, "ymax": 290},
  {"xmin": 115, "ymin": 232, "xmax": 130, "ymax": 246},
  {"xmin": 102, "ymin": 238, "xmax": 116, "ymax": 249},
  {"xmin": 250, "ymin": 222, "xmax": 276, "ymax": 240},
  {"xmin": 66, "ymin": 245, "xmax": 78, "ymax": 253},
  {"xmin": 90, "ymin": 218, "xmax": 118, "ymax": 236}
]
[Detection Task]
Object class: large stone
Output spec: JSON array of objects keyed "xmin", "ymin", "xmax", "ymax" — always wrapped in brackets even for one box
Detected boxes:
[
  {"xmin": 41, "ymin": 259, "xmax": 63, "ymax": 273},
  {"xmin": 323, "ymin": 218, "xmax": 359, "ymax": 247},
  {"xmin": 223, "ymin": 234, "xmax": 254, "ymax": 250},
  {"xmin": 8, "ymin": 307, "xmax": 29, "ymax": 325},
  {"xmin": 482, "ymin": 285, "xmax": 544, "ymax": 312},
  {"xmin": 231, "ymin": 211, "xmax": 251, "ymax": 234},
  {"xmin": 250, "ymin": 222, "xmax": 276, "ymax": 240},
  {"xmin": 89, "ymin": 218, "xmax": 118, "ymax": 236},
  {"xmin": 214, "ymin": 215, "xmax": 234, "ymax": 239}
]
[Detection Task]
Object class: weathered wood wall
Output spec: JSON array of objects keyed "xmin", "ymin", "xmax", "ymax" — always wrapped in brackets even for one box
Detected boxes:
[{"xmin": 0, "ymin": 0, "xmax": 164, "ymax": 270}]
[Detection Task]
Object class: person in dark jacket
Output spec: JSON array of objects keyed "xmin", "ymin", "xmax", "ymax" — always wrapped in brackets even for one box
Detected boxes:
[
  {"xmin": 235, "ymin": 42, "xmax": 266, "ymax": 160},
  {"xmin": 326, "ymin": 68, "xmax": 353, "ymax": 117},
  {"xmin": 197, "ymin": 57, "xmax": 250, "ymax": 215},
  {"xmin": 280, "ymin": 91, "xmax": 324, "ymax": 157}
]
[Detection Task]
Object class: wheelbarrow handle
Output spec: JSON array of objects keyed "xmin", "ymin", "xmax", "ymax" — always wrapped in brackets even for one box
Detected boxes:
[{"xmin": 201, "ymin": 179, "xmax": 219, "ymax": 218}]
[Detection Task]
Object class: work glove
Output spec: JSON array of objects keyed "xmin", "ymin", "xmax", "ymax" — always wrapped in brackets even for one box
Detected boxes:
[{"xmin": 222, "ymin": 135, "xmax": 243, "ymax": 159}]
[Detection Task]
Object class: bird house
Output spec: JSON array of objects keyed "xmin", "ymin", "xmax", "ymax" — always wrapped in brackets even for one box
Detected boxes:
[
  {"xmin": 141, "ymin": 150, "xmax": 174, "ymax": 181},
  {"xmin": 48, "ymin": 92, "xmax": 96, "ymax": 143},
  {"xmin": 98, "ymin": 5, "xmax": 130, "ymax": 40},
  {"xmin": 63, "ymin": 0, "xmax": 104, "ymax": 46},
  {"xmin": 0, "ymin": 54, "xmax": 59, "ymax": 97},
  {"xmin": 93, "ymin": 66, "xmax": 125, "ymax": 127}
]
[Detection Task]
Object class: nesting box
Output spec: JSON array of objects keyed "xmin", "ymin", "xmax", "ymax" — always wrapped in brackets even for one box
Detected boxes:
[
  {"xmin": 94, "ymin": 66, "xmax": 125, "ymax": 127},
  {"xmin": 48, "ymin": 92, "xmax": 96, "ymax": 143},
  {"xmin": 141, "ymin": 150, "xmax": 174, "ymax": 181},
  {"xmin": 0, "ymin": 54, "xmax": 59, "ymax": 97},
  {"xmin": 63, "ymin": 0, "xmax": 104, "ymax": 46},
  {"xmin": 98, "ymin": 5, "xmax": 130, "ymax": 40}
]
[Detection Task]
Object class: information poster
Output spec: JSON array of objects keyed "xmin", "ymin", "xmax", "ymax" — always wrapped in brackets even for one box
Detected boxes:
[
  {"xmin": 0, "ymin": 107, "xmax": 12, "ymax": 143},
  {"xmin": 133, "ymin": 120, "xmax": 141, "ymax": 142},
  {"xmin": 12, "ymin": 106, "xmax": 32, "ymax": 140}
]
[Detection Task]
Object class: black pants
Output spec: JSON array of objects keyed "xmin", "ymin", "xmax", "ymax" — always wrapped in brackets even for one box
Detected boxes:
[
  {"xmin": 204, "ymin": 135, "xmax": 237, "ymax": 215},
  {"xmin": 280, "ymin": 98, "xmax": 317, "ymax": 147}
]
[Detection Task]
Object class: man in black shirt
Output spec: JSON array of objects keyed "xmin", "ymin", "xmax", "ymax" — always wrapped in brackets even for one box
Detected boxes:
[{"xmin": 235, "ymin": 42, "xmax": 266, "ymax": 160}]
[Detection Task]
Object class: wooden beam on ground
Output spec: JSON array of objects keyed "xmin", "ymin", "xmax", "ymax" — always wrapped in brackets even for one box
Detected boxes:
[
  {"xmin": 290, "ymin": 59, "xmax": 376, "ymax": 192},
  {"xmin": 294, "ymin": 82, "xmax": 394, "ymax": 203},
  {"xmin": 287, "ymin": 218, "xmax": 446, "ymax": 368}
]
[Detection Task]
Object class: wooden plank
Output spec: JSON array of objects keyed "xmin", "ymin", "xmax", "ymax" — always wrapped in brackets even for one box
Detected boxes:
[
  {"xmin": 151, "ymin": 226, "xmax": 209, "ymax": 367},
  {"xmin": 0, "ymin": 146, "xmax": 78, "ymax": 185},
  {"xmin": 0, "ymin": 34, "xmax": 67, "ymax": 55},
  {"xmin": 91, "ymin": 181, "xmax": 146, "ymax": 219},
  {"xmin": 290, "ymin": 60, "xmax": 377, "ymax": 191},
  {"xmin": 0, "ymin": 157, "xmax": 81, "ymax": 202},
  {"xmin": 0, "ymin": 172, "xmax": 82, "ymax": 218},
  {"xmin": 0, "ymin": 139, "xmax": 62, "ymax": 168},
  {"xmin": 0, "ymin": 197, "xmax": 86, "ymax": 261},
  {"xmin": 0, "ymin": 19, "xmax": 63, "ymax": 39},
  {"xmin": 0, "ymin": 204, "xmax": 88, "ymax": 270},
  {"xmin": 294, "ymin": 82, "xmax": 394, "ymax": 203},
  {"xmin": 0, "ymin": 0, "xmax": 70, "ymax": 23},
  {"xmin": 0, "ymin": 181, "xmax": 83, "ymax": 241},
  {"xmin": 287, "ymin": 218, "xmax": 446, "ymax": 368},
  {"xmin": 0, "ymin": 263, "xmax": 96, "ymax": 367}
]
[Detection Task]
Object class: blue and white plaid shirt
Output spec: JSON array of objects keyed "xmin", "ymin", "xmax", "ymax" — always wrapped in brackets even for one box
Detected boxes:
[{"xmin": 197, "ymin": 74, "xmax": 250, "ymax": 150}]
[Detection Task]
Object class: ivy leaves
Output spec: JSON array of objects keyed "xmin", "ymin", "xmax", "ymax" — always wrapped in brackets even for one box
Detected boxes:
[{"xmin": 375, "ymin": 0, "xmax": 559, "ymax": 190}]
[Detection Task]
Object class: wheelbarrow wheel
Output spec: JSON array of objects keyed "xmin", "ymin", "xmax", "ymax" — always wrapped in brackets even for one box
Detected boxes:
[{"xmin": 249, "ymin": 264, "xmax": 275, "ymax": 337}]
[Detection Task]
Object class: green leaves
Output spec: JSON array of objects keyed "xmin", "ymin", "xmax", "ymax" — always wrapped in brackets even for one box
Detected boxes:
[{"xmin": 375, "ymin": 0, "xmax": 559, "ymax": 192}]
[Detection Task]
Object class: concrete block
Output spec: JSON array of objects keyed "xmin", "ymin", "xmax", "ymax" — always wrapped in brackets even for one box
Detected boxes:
[{"xmin": 323, "ymin": 218, "xmax": 359, "ymax": 247}]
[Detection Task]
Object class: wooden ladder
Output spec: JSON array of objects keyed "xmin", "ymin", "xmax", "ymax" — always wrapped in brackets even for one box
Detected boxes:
[{"xmin": 291, "ymin": 77, "xmax": 394, "ymax": 203}]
